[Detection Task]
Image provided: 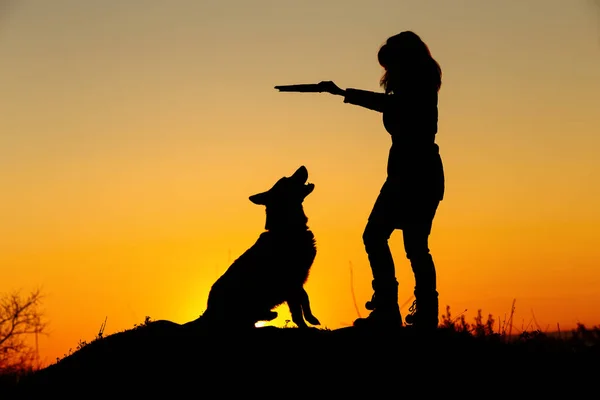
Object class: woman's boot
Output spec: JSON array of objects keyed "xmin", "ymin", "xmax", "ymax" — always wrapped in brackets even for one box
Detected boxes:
[
  {"xmin": 404, "ymin": 289, "xmax": 439, "ymax": 331},
  {"xmin": 353, "ymin": 280, "xmax": 402, "ymax": 328}
]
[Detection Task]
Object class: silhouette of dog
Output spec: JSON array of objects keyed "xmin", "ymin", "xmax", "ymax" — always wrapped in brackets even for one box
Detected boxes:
[{"xmin": 194, "ymin": 165, "xmax": 320, "ymax": 330}]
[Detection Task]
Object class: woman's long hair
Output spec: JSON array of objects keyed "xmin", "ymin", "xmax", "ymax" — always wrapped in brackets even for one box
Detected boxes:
[{"xmin": 377, "ymin": 31, "xmax": 442, "ymax": 94}]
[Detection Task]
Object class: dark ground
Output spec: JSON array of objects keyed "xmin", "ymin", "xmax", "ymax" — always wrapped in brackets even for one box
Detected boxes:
[{"xmin": 3, "ymin": 320, "xmax": 599, "ymax": 398}]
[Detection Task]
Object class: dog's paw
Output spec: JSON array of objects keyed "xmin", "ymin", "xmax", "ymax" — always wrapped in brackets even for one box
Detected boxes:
[
  {"xmin": 263, "ymin": 311, "xmax": 278, "ymax": 321},
  {"xmin": 305, "ymin": 315, "xmax": 321, "ymax": 326},
  {"xmin": 257, "ymin": 310, "xmax": 278, "ymax": 322}
]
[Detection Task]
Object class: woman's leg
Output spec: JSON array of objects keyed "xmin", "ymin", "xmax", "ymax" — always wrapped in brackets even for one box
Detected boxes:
[
  {"xmin": 363, "ymin": 217, "xmax": 396, "ymax": 284},
  {"xmin": 353, "ymin": 185, "xmax": 402, "ymax": 328},
  {"xmin": 402, "ymin": 201, "xmax": 440, "ymax": 330}
]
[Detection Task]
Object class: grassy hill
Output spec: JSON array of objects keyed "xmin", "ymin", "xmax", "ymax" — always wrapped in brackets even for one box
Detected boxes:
[{"xmin": 2, "ymin": 313, "xmax": 599, "ymax": 398}]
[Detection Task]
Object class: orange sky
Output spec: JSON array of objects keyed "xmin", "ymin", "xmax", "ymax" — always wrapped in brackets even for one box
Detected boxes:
[{"xmin": 1, "ymin": 0, "xmax": 600, "ymax": 366}]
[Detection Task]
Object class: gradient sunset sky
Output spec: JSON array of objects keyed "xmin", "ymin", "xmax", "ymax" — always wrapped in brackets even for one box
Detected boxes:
[{"xmin": 2, "ymin": 0, "xmax": 600, "ymax": 365}]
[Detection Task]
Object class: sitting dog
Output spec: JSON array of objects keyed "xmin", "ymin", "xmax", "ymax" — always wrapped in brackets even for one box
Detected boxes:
[{"xmin": 192, "ymin": 165, "xmax": 320, "ymax": 330}]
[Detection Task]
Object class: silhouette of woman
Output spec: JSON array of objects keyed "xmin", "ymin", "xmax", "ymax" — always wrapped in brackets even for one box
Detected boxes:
[{"xmin": 277, "ymin": 31, "xmax": 445, "ymax": 330}]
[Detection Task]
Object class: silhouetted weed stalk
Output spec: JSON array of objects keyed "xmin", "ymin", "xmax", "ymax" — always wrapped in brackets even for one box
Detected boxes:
[{"xmin": 52, "ymin": 315, "xmax": 152, "ymax": 364}]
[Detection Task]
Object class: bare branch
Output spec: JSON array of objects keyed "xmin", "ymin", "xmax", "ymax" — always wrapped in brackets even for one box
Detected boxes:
[{"xmin": 0, "ymin": 288, "xmax": 47, "ymax": 373}]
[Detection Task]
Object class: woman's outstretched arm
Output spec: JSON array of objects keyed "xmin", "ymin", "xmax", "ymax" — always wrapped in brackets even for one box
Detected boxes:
[
  {"xmin": 275, "ymin": 81, "xmax": 390, "ymax": 113},
  {"xmin": 342, "ymin": 88, "xmax": 388, "ymax": 113}
]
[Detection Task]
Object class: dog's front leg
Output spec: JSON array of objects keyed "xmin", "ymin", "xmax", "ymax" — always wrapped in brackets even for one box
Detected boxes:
[
  {"xmin": 299, "ymin": 287, "xmax": 320, "ymax": 326},
  {"xmin": 287, "ymin": 295, "xmax": 308, "ymax": 328}
]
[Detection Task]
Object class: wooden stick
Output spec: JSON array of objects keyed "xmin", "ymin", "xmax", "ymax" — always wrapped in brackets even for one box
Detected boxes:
[{"xmin": 274, "ymin": 84, "xmax": 322, "ymax": 92}]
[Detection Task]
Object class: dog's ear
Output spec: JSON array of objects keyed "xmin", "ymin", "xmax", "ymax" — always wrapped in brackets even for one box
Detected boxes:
[
  {"xmin": 291, "ymin": 165, "xmax": 308, "ymax": 183},
  {"xmin": 249, "ymin": 191, "xmax": 270, "ymax": 205},
  {"xmin": 303, "ymin": 183, "xmax": 315, "ymax": 198}
]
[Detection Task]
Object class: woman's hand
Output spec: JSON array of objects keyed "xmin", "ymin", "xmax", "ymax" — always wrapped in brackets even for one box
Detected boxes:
[{"xmin": 317, "ymin": 81, "xmax": 345, "ymax": 96}]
